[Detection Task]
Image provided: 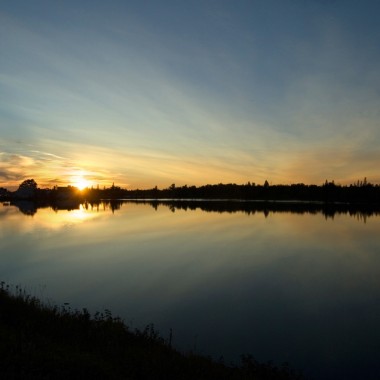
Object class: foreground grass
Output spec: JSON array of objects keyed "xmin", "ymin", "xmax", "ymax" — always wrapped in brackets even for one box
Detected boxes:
[{"xmin": 0, "ymin": 283, "xmax": 305, "ymax": 380}]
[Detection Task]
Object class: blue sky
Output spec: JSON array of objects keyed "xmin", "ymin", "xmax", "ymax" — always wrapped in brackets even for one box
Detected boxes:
[{"xmin": 1, "ymin": 0, "xmax": 380, "ymax": 189}]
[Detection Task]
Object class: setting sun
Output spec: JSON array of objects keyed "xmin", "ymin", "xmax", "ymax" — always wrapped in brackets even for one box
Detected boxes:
[{"xmin": 72, "ymin": 176, "xmax": 90, "ymax": 190}]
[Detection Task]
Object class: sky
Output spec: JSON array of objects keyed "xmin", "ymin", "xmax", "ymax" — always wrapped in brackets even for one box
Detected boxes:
[{"xmin": 1, "ymin": 0, "xmax": 380, "ymax": 190}]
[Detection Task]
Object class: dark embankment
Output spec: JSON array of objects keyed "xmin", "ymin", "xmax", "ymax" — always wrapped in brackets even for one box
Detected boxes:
[{"xmin": 0, "ymin": 283, "xmax": 305, "ymax": 380}]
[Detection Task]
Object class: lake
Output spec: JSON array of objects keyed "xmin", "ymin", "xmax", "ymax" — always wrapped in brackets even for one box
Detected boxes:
[{"xmin": 1, "ymin": 200, "xmax": 380, "ymax": 379}]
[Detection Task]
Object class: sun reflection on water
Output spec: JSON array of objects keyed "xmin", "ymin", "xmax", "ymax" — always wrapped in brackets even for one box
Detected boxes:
[
  {"xmin": 30, "ymin": 203, "xmax": 103, "ymax": 230},
  {"xmin": 70, "ymin": 204, "xmax": 89, "ymax": 220}
]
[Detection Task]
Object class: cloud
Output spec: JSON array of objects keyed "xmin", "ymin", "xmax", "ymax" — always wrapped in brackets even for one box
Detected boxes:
[
  {"xmin": 0, "ymin": 146, "xmax": 109, "ymax": 189},
  {"xmin": 0, "ymin": 170, "xmax": 21, "ymax": 182},
  {"xmin": 29, "ymin": 151, "xmax": 65, "ymax": 160}
]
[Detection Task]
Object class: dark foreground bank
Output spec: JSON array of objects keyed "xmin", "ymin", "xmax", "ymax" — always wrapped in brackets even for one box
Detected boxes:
[{"xmin": 0, "ymin": 283, "xmax": 305, "ymax": 380}]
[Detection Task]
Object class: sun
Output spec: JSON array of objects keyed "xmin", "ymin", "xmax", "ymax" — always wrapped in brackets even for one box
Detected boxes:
[{"xmin": 72, "ymin": 176, "xmax": 90, "ymax": 191}]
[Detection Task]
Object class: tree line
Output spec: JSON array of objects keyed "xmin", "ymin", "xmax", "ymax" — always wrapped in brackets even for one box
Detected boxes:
[{"xmin": 2, "ymin": 178, "xmax": 380, "ymax": 204}]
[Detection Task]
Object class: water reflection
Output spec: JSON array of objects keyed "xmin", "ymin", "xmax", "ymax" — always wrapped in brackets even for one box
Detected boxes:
[
  {"xmin": 1, "ymin": 200, "xmax": 380, "ymax": 380},
  {"xmin": 6, "ymin": 199, "xmax": 380, "ymax": 222}
]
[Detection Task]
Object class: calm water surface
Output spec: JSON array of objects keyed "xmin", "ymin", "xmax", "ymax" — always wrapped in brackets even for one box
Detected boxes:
[{"xmin": 1, "ymin": 200, "xmax": 380, "ymax": 379}]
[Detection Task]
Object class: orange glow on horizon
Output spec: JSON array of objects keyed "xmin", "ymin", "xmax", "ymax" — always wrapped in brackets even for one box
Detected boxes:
[{"xmin": 71, "ymin": 176, "xmax": 91, "ymax": 191}]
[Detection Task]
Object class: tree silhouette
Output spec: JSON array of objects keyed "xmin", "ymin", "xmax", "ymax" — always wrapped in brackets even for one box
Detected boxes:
[
  {"xmin": 15, "ymin": 179, "xmax": 38, "ymax": 200},
  {"xmin": 18, "ymin": 179, "xmax": 38, "ymax": 190}
]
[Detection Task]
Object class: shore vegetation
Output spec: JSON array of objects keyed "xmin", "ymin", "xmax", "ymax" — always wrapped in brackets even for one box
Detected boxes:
[
  {"xmin": 0, "ymin": 282, "xmax": 305, "ymax": 379},
  {"xmin": 1, "ymin": 177, "xmax": 380, "ymax": 205}
]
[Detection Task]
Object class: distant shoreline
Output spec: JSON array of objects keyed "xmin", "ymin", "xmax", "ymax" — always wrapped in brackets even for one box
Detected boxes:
[{"xmin": 3, "ymin": 178, "xmax": 380, "ymax": 204}]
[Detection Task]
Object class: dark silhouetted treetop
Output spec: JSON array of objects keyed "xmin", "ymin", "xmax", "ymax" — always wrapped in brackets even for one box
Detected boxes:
[
  {"xmin": 18, "ymin": 178, "xmax": 38, "ymax": 190},
  {"xmin": 14, "ymin": 179, "xmax": 38, "ymax": 200}
]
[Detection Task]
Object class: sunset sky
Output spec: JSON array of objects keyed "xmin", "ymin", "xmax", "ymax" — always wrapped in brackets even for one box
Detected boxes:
[{"xmin": 1, "ymin": 0, "xmax": 380, "ymax": 190}]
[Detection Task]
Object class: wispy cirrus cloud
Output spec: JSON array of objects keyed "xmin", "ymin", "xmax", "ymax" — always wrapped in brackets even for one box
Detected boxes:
[{"xmin": 0, "ymin": 145, "xmax": 110, "ymax": 189}]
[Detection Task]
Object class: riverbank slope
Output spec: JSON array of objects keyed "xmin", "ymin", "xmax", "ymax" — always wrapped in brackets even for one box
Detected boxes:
[{"xmin": 0, "ymin": 284, "xmax": 304, "ymax": 379}]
